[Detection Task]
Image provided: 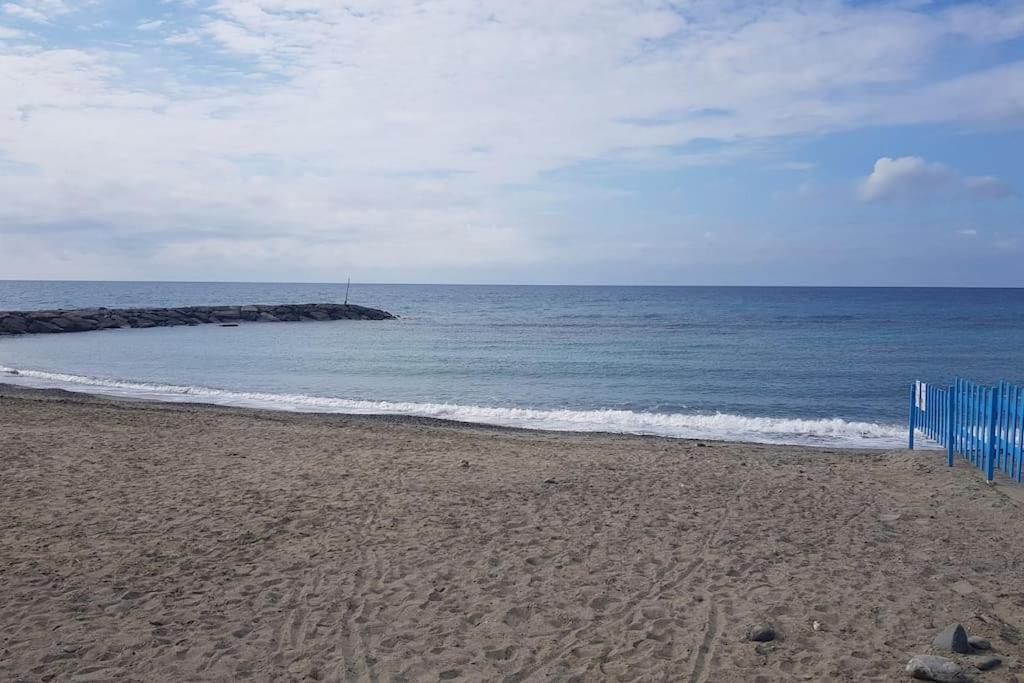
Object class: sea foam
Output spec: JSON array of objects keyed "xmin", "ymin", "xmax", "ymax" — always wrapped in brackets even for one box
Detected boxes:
[{"xmin": 0, "ymin": 365, "xmax": 906, "ymax": 448}]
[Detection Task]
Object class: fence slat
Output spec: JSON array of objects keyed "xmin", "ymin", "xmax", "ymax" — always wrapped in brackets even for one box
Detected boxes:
[{"xmin": 916, "ymin": 378, "xmax": 1024, "ymax": 485}]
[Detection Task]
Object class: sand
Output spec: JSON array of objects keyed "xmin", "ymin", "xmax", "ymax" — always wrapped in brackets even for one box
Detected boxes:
[{"xmin": 2, "ymin": 385, "xmax": 1023, "ymax": 682}]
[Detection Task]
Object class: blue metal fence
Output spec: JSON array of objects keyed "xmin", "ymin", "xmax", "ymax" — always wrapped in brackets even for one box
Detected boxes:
[{"xmin": 909, "ymin": 379, "xmax": 1024, "ymax": 484}]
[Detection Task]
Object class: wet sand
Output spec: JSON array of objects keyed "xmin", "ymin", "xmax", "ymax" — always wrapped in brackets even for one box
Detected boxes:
[{"xmin": 1, "ymin": 384, "xmax": 1023, "ymax": 682}]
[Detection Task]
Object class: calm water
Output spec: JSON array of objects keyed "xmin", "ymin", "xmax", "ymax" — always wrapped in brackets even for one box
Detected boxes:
[{"xmin": 3, "ymin": 281, "xmax": 1023, "ymax": 447}]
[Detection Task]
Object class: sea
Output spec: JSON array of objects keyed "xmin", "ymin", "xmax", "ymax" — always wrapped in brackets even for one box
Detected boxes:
[{"xmin": 3, "ymin": 281, "xmax": 1023, "ymax": 449}]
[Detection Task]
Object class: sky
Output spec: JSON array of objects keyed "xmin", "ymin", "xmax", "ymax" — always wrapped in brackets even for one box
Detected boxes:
[{"xmin": 0, "ymin": 0, "xmax": 1022, "ymax": 286}]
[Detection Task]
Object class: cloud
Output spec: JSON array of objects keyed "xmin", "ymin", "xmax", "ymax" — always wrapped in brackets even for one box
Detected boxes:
[
  {"xmin": 857, "ymin": 157, "xmax": 1013, "ymax": 203},
  {"xmin": 0, "ymin": 0, "xmax": 1023, "ymax": 279},
  {"xmin": 137, "ymin": 19, "xmax": 165, "ymax": 32},
  {"xmin": 1, "ymin": 0, "xmax": 71, "ymax": 24}
]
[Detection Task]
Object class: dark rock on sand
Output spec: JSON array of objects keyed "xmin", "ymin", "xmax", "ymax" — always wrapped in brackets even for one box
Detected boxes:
[
  {"xmin": 967, "ymin": 636, "xmax": 990, "ymax": 651},
  {"xmin": 906, "ymin": 655, "xmax": 972, "ymax": 682},
  {"xmin": 0, "ymin": 303, "xmax": 395, "ymax": 337},
  {"xmin": 971, "ymin": 655, "xmax": 1000, "ymax": 671},
  {"xmin": 747, "ymin": 624, "xmax": 775, "ymax": 642},
  {"xmin": 933, "ymin": 623, "xmax": 970, "ymax": 654}
]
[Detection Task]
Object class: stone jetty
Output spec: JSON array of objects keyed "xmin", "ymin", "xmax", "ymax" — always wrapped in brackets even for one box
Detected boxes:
[{"xmin": 0, "ymin": 303, "xmax": 394, "ymax": 336}]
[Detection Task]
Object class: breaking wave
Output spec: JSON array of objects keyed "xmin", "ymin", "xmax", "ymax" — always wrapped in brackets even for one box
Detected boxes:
[{"xmin": 0, "ymin": 365, "xmax": 905, "ymax": 448}]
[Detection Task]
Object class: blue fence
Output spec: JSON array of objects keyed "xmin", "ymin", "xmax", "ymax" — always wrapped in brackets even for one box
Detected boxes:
[{"xmin": 909, "ymin": 379, "xmax": 1024, "ymax": 483}]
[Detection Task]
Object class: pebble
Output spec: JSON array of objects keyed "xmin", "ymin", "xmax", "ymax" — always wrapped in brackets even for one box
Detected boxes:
[
  {"xmin": 458, "ymin": 459, "xmax": 470, "ymax": 468},
  {"xmin": 967, "ymin": 636, "xmax": 990, "ymax": 651},
  {"xmin": 905, "ymin": 655, "xmax": 971, "ymax": 682},
  {"xmin": 972, "ymin": 655, "xmax": 1000, "ymax": 671},
  {"xmin": 933, "ymin": 623, "xmax": 970, "ymax": 654},
  {"xmin": 747, "ymin": 624, "xmax": 775, "ymax": 642}
]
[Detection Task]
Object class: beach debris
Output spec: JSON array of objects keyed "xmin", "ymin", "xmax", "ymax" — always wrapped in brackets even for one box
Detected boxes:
[
  {"xmin": 812, "ymin": 620, "xmax": 824, "ymax": 632},
  {"xmin": 966, "ymin": 636, "xmax": 990, "ymax": 651},
  {"xmin": 933, "ymin": 623, "xmax": 970, "ymax": 654},
  {"xmin": 971, "ymin": 655, "xmax": 1000, "ymax": 671},
  {"xmin": 747, "ymin": 623, "xmax": 776, "ymax": 642},
  {"xmin": 458, "ymin": 459, "xmax": 470, "ymax": 468},
  {"xmin": 905, "ymin": 655, "xmax": 972, "ymax": 682}
]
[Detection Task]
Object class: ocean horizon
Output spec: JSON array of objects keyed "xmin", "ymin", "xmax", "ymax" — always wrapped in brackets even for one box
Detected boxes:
[{"xmin": 4, "ymin": 280, "xmax": 1024, "ymax": 449}]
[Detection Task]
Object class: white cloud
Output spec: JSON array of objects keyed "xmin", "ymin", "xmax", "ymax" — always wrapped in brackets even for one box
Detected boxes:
[
  {"xmin": 137, "ymin": 19, "xmax": 165, "ymax": 32},
  {"xmin": 963, "ymin": 175, "xmax": 1015, "ymax": 200},
  {"xmin": 1, "ymin": 0, "xmax": 71, "ymax": 23},
  {"xmin": 0, "ymin": 0, "xmax": 1023, "ymax": 279},
  {"xmin": 1, "ymin": 4, "xmax": 47, "ymax": 22},
  {"xmin": 857, "ymin": 156, "xmax": 1013, "ymax": 203}
]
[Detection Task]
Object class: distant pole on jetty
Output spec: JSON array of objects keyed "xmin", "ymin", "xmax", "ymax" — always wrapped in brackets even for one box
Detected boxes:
[{"xmin": 344, "ymin": 278, "xmax": 351, "ymax": 305}]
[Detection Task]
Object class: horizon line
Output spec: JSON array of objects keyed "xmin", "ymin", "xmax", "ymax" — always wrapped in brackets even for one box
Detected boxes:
[{"xmin": 2, "ymin": 279, "xmax": 1024, "ymax": 290}]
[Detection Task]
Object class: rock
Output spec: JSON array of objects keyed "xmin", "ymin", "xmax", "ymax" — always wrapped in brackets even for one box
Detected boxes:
[
  {"xmin": 812, "ymin": 620, "xmax": 824, "ymax": 631},
  {"xmin": 971, "ymin": 655, "xmax": 1000, "ymax": 671},
  {"xmin": 61, "ymin": 317, "xmax": 99, "ymax": 332},
  {"xmin": 967, "ymin": 636, "xmax": 990, "ymax": 651},
  {"xmin": 747, "ymin": 624, "xmax": 775, "ymax": 642},
  {"xmin": 543, "ymin": 478, "xmax": 558, "ymax": 485},
  {"xmin": 459, "ymin": 460, "xmax": 470, "ymax": 468},
  {"xmin": 0, "ymin": 315, "xmax": 27, "ymax": 334},
  {"xmin": 27, "ymin": 319, "xmax": 63, "ymax": 333},
  {"xmin": 0, "ymin": 304, "xmax": 394, "ymax": 336},
  {"xmin": 933, "ymin": 623, "xmax": 970, "ymax": 654},
  {"xmin": 906, "ymin": 655, "xmax": 972, "ymax": 682}
]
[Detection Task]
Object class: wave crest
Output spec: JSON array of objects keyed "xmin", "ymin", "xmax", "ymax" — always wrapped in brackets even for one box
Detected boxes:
[{"xmin": 0, "ymin": 365, "xmax": 904, "ymax": 448}]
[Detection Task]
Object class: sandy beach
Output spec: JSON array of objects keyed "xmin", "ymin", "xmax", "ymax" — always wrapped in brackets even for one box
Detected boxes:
[{"xmin": 2, "ymin": 385, "xmax": 1023, "ymax": 682}]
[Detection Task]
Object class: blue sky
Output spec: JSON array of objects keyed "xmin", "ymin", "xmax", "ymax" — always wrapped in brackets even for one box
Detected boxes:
[{"xmin": 0, "ymin": 0, "xmax": 1022, "ymax": 285}]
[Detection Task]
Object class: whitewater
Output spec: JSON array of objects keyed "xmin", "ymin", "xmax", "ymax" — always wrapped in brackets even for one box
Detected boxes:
[{"xmin": 1, "ymin": 365, "xmax": 906, "ymax": 448}]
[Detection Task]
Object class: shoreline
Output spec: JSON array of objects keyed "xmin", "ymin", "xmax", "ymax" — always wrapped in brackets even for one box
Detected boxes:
[
  {"xmin": 3, "ymin": 384, "xmax": 1024, "ymax": 680},
  {"xmin": 0, "ymin": 373, "xmax": 906, "ymax": 449},
  {"xmin": 0, "ymin": 382, "xmax": 871, "ymax": 452}
]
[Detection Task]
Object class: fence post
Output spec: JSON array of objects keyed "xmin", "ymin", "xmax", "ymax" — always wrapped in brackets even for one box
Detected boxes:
[
  {"xmin": 908, "ymin": 383, "xmax": 917, "ymax": 450},
  {"xmin": 985, "ymin": 388, "xmax": 998, "ymax": 484},
  {"xmin": 947, "ymin": 386, "xmax": 955, "ymax": 467}
]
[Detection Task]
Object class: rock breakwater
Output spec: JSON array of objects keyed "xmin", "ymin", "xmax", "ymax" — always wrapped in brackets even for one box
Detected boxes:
[{"xmin": 0, "ymin": 303, "xmax": 394, "ymax": 336}]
